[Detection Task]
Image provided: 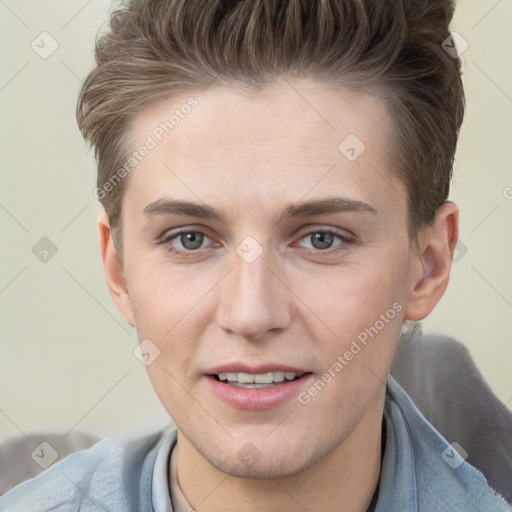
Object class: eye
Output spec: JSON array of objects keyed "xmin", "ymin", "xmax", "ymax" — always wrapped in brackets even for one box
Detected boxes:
[
  {"xmin": 308, "ymin": 232, "xmax": 336, "ymax": 250},
  {"xmin": 296, "ymin": 230, "xmax": 350, "ymax": 252},
  {"xmin": 176, "ymin": 231, "xmax": 205, "ymax": 250},
  {"xmin": 160, "ymin": 229, "xmax": 216, "ymax": 255}
]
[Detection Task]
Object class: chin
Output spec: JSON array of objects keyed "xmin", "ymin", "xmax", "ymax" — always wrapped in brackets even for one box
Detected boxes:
[
  {"xmin": 208, "ymin": 451, "xmax": 313, "ymax": 480},
  {"xmin": 199, "ymin": 432, "xmax": 334, "ymax": 480}
]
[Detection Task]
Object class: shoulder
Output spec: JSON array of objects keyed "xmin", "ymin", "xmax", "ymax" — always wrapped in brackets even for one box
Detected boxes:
[
  {"xmin": 0, "ymin": 428, "xmax": 175, "ymax": 512},
  {"xmin": 391, "ymin": 332, "xmax": 512, "ymax": 502},
  {"xmin": 384, "ymin": 375, "xmax": 512, "ymax": 511}
]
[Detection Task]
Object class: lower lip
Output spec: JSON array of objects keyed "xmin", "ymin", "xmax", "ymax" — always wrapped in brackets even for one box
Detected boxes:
[{"xmin": 205, "ymin": 374, "xmax": 312, "ymax": 410}]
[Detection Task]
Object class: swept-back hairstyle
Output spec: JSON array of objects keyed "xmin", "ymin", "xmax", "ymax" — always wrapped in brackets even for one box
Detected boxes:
[{"xmin": 77, "ymin": 0, "xmax": 464, "ymax": 253}]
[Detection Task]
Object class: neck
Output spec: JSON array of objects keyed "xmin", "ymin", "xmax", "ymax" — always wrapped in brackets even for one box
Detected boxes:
[{"xmin": 173, "ymin": 391, "xmax": 385, "ymax": 512}]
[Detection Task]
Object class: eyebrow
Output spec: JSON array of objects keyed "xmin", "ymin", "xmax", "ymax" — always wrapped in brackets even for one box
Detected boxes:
[
  {"xmin": 143, "ymin": 197, "xmax": 378, "ymax": 222},
  {"xmin": 143, "ymin": 199, "xmax": 225, "ymax": 222},
  {"xmin": 281, "ymin": 198, "xmax": 378, "ymax": 218}
]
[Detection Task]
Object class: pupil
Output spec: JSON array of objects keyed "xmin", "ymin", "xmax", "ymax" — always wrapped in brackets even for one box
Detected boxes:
[
  {"xmin": 181, "ymin": 232, "xmax": 203, "ymax": 250},
  {"xmin": 311, "ymin": 232, "xmax": 333, "ymax": 250}
]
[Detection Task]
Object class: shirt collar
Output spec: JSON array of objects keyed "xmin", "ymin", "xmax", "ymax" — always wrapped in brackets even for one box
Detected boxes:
[{"xmin": 151, "ymin": 429, "xmax": 177, "ymax": 512}]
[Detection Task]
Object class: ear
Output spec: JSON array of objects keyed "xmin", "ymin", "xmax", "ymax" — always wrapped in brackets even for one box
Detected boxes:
[
  {"xmin": 404, "ymin": 202, "xmax": 459, "ymax": 321},
  {"xmin": 98, "ymin": 212, "xmax": 135, "ymax": 327}
]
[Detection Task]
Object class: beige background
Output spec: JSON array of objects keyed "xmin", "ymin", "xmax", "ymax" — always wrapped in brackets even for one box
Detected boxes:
[{"xmin": 1, "ymin": 0, "xmax": 511, "ymax": 440}]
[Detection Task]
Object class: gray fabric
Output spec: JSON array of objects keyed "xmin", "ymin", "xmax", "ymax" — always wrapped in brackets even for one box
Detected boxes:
[
  {"xmin": 0, "ymin": 429, "xmax": 167, "ymax": 511},
  {"xmin": 376, "ymin": 375, "xmax": 510, "ymax": 510},
  {"xmin": 391, "ymin": 332, "xmax": 512, "ymax": 503},
  {"xmin": 0, "ymin": 431, "xmax": 100, "ymax": 496}
]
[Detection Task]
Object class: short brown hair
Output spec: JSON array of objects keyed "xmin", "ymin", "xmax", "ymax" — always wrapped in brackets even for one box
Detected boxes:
[{"xmin": 77, "ymin": 0, "xmax": 464, "ymax": 254}]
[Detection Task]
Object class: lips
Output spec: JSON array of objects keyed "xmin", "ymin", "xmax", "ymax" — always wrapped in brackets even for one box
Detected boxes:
[{"xmin": 205, "ymin": 364, "xmax": 312, "ymax": 409}]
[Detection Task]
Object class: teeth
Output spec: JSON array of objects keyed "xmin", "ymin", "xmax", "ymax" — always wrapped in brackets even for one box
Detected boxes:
[
  {"xmin": 272, "ymin": 371, "xmax": 285, "ymax": 382},
  {"xmin": 217, "ymin": 371, "xmax": 298, "ymax": 384},
  {"xmin": 238, "ymin": 373, "xmax": 255, "ymax": 384},
  {"xmin": 254, "ymin": 372, "xmax": 274, "ymax": 384}
]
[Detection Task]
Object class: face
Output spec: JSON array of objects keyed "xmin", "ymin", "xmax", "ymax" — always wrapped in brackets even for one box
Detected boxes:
[{"xmin": 114, "ymin": 80, "xmax": 422, "ymax": 478}]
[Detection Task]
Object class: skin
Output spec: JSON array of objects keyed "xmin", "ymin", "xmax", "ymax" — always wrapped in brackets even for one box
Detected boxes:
[{"xmin": 98, "ymin": 79, "xmax": 458, "ymax": 511}]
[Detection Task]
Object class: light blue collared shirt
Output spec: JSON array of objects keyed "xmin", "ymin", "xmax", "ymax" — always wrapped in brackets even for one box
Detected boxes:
[{"xmin": 1, "ymin": 376, "xmax": 510, "ymax": 511}]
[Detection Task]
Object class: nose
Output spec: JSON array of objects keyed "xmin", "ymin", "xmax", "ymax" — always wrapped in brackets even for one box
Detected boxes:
[{"xmin": 215, "ymin": 248, "xmax": 291, "ymax": 341}]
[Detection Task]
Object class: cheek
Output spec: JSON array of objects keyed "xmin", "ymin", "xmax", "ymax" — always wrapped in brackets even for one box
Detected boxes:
[
  {"xmin": 292, "ymin": 256, "xmax": 408, "ymax": 372},
  {"xmin": 292, "ymin": 273, "xmax": 405, "ymax": 422},
  {"xmin": 127, "ymin": 259, "xmax": 205, "ymax": 332},
  {"xmin": 300, "ymin": 261, "xmax": 406, "ymax": 329},
  {"xmin": 128, "ymin": 276, "xmax": 210, "ymax": 418}
]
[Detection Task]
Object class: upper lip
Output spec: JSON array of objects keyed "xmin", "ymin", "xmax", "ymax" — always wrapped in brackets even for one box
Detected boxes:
[{"xmin": 206, "ymin": 363, "xmax": 309, "ymax": 376}]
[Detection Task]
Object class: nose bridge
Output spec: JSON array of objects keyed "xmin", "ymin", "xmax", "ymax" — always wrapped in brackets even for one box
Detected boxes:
[{"xmin": 216, "ymin": 247, "xmax": 290, "ymax": 339}]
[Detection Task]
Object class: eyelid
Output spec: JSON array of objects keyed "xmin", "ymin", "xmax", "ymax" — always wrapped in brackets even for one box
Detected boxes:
[
  {"xmin": 289, "ymin": 227, "xmax": 356, "ymax": 261},
  {"xmin": 158, "ymin": 228, "xmax": 219, "ymax": 259},
  {"xmin": 159, "ymin": 225, "xmax": 213, "ymax": 243},
  {"xmin": 295, "ymin": 229, "xmax": 351, "ymax": 246},
  {"xmin": 168, "ymin": 230, "xmax": 208, "ymax": 243},
  {"xmin": 294, "ymin": 224, "xmax": 355, "ymax": 243}
]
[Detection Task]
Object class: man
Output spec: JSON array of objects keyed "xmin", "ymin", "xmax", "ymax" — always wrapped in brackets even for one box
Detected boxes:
[{"xmin": 1, "ymin": 0, "xmax": 510, "ymax": 510}]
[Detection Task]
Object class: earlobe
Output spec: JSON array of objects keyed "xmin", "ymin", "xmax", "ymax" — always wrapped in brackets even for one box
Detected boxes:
[
  {"xmin": 97, "ymin": 212, "xmax": 135, "ymax": 327},
  {"xmin": 404, "ymin": 202, "xmax": 459, "ymax": 321}
]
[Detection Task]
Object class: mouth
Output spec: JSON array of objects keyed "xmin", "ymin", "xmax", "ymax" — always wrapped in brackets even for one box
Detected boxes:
[
  {"xmin": 211, "ymin": 371, "xmax": 306, "ymax": 388},
  {"xmin": 205, "ymin": 368, "xmax": 313, "ymax": 410}
]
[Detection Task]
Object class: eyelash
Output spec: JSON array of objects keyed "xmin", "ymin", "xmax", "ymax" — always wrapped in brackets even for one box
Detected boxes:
[
  {"xmin": 293, "ymin": 229, "xmax": 353, "ymax": 256},
  {"xmin": 160, "ymin": 229, "xmax": 215, "ymax": 257},
  {"xmin": 159, "ymin": 228, "xmax": 354, "ymax": 258}
]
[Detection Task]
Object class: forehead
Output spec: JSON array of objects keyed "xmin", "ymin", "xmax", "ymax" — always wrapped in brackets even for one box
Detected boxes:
[{"xmin": 123, "ymin": 79, "xmax": 405, "ymax": 222}]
